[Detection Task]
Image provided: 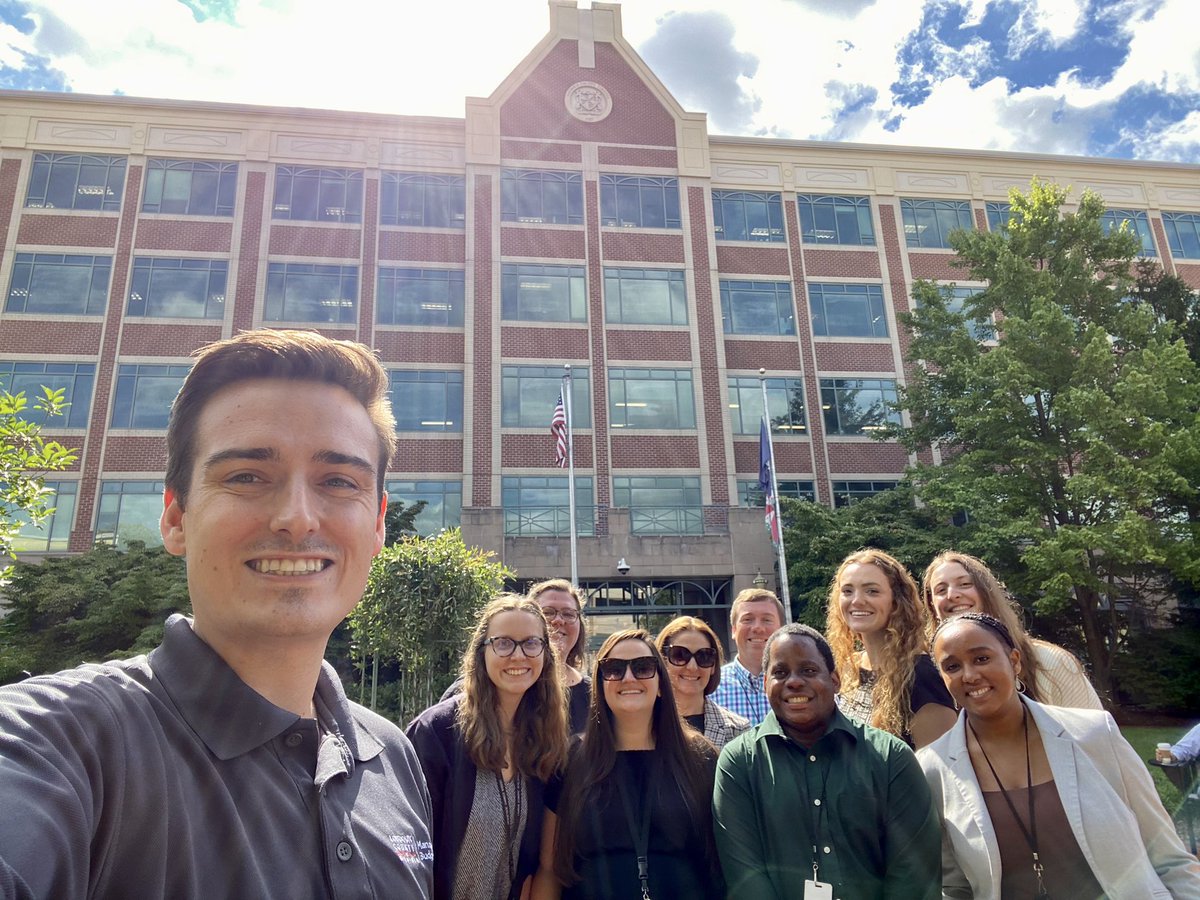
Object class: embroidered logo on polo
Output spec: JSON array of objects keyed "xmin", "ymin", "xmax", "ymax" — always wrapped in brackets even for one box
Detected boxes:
[{"xmin": 389, "ymin": 833, "xmax": 434, "ymax": 864}]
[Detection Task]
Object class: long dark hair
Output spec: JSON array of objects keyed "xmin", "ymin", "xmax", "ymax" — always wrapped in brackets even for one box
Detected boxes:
[
  {"xmin": 552, "ymin": 629, "xmax": 715, "ymax": 885},
  {"xmin": 457, "ymin": 594, "xmax": 568, "ymax": 782}
]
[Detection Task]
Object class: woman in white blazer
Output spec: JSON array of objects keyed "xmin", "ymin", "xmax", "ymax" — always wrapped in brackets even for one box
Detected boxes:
[{"xmin": 918, "ymin": 612, "xmax": 1200, "ymax": 899}]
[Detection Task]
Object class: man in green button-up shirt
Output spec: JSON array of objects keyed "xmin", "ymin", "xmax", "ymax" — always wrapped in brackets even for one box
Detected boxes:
[{"xmin": 713, "ymin": 623, "xmax": 941, "ymax": 900}]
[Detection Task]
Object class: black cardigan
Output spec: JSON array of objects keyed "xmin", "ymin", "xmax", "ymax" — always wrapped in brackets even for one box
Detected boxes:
[{"xmin": 405, "ymin": 697, "xmax": 547, "ymax": 900}]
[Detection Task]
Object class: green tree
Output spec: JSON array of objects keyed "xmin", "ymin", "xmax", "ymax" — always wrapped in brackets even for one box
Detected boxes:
[
  {"xmin": 893, "ymin": 178, "xmax": 1200, "ymax": 697},
  {"xmin": 0, "ymin": 385, "xmax": 78, "ymax": 579},
  {"xmin": 1130, "ymin": 258, "xmax": 1200, "ymax": 367},
  {"xmin": 0, "ymin": 542, "xmax": 190, "ymax": 684},
  {"xmin": 347, "ymin": 528, "xmax": 511, "ymax": 723},
  {"xmin": 383, "ymin": 499, "xmax": 426, "ymax": 546}
]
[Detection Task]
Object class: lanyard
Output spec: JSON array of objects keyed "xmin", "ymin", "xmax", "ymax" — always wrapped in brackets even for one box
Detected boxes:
[
  {"xmin": 618, "ymin": 765, "xmax": 653, "ymax": 900},
  {"xmin": 804, "ymin": 742, "xmax": 831, "ymax": 883}
]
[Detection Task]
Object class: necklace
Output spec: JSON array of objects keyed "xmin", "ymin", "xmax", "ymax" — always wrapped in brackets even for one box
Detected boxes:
[
  {"xmin": 968, "ymin": 705, "xmax": 1049, "ymax": 900},
  {"xmin": 494, "ymin": 770, "xmax": 524, "ymax": 888}
]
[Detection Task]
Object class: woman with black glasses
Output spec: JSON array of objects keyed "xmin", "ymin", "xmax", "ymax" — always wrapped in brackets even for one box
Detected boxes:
[
  {"xmin": 531, "ymin": 629, "xmax": 722, "ymax": 900},
  {"xmin": 407, "ymin": 595, "xmax": 569, "ymax": 900},
  {"xmin": 655, "ymin": 616, "xmax": 750, "ymax": 749}
]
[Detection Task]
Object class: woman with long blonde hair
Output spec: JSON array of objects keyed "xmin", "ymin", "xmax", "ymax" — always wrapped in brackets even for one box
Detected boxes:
[
  {"xmin": 826, "ymin": 548, "xmax": 956, "ymax": 749},
  {"xmin": 407, "ymin": 594, "xmax": 569, "ymax": 900},
  {"xmin": 921, "ymin": 550, "xmax": 1102, "ymax": 709}
]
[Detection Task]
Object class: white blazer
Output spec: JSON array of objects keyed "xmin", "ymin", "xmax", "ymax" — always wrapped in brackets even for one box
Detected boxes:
[{"xmin": 917, "ymin": 697, "xmax": 1200, "ymax": 900}]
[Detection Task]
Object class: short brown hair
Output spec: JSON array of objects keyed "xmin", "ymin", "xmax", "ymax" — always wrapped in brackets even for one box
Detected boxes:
[
  {"xmin": 729, "ymin": 588, "xmax": 785, "ymax": 628},
  {"xmin": 527, "ymin": 578, "xmax": 587, "ymax": 669},
  {"xmin": 165, "ymin": 329, "xmax": 396, "ymax": 506},
  {"xmin": 655, "ymin": 616, "xmax": 724, "ymax": 695}
]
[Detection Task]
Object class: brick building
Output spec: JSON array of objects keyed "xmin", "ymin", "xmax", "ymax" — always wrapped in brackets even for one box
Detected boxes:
[{"xmin": 3, "ymin": 1, "xmax": 1198, "ymax": 647}]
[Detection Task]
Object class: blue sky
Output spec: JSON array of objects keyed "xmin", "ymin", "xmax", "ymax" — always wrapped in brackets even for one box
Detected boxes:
[{"xmin": 1, "ymin": 0, "xmax": 1196, "ymax": 163}]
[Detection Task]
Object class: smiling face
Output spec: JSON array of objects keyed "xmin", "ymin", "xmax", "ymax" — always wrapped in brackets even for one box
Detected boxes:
[
  {"xmin": 934, "ymin": 620, "xmax": 1022, "ymax": 720},
  {"xmin": 663, "ymin": 628, "xmax": 715, "ymax": 704},
  {"xmin": 837, "ymin": 562, "xmax": 896, "ymax": 637},
  {"xmin": 537, "ymin": 588, "xmax": 580, "ymax": 663},
  {"xmin": 601, "ymin": 638, "xmax": 660, "ymax": 722},
  {"xmin": 733, "ymin": 600, "xmax": 782, "ymax": 674},
  {"xmin": 482, "ymin": 609, "xmax": 546, "ymax": 704},
  {"xmin": 930, "ymin": 561, "xmax": 984, "ymax": 620},
  {"xmin": 161, "ymin": 378, "xmax": 386, "ymax": 658},
  {"xmin": 766, "ymin": 634, "xmax": 840, "ymax": 746}
]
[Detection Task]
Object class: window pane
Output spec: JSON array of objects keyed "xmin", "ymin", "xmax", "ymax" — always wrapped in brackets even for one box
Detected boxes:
[
  {"xmin": 819, "ymin": 377, "xmax": 901, "ymax": 435},
  {"xmin": 501, "ymin": 170, "xmax": 583, "ymax": 225},
  {"xmin": 501, "ymin": 366, "xmax": 591, "ymax": 428},
  {"xmin": 128, "ymin": 257, "xmax": 227, "ymax": 318},
  {"xmin": 612, "ymin": 476, "xmax": 702, "ymax": 535},
  {"xmin": 832, "ymin": 480, "xmax": 898, "ymax": 507},
  {"xmin": 720, "ymin": 280, "xmax": 794, "ymax": 335},
  {"xmin": 26, "ymin": 153, "xmax": 126, "ymax": 212},
  {"xmin": 501, "ymin": 264, "xmax": 587, "ymax": 323},
  {"xmin": 273, "ymin": 167, "xmax": 362, "ymax": 223},
  {"xmin": 388, "ymin": 371, "xmax": 464, "ymax": 432},
  {"xmin": 6, "ymin": 253, "xmax": 111, "ymax": 315},
  {"xmin": 265, "ymin": 263, "xmax": 358, "ymax": 323},
  {"xmin": 386, "ymin": 480, "xmax": 462, "ymax": 535},
  {"xmin": 110, "ymin": 364, "xmax": 191, "ymax": 429},
  {"xmin": 95, "ymin": 481, "xmax": 165, "ymax": 548},
  {"xmin": 142, "ymin": 159, "xmax": 238, "ymax": 216},
  {"xmin": 11, "ymin": 480, "xmax": 77, "ymax": 552},
  {"xmin": 0, "ymin": 361, "xmax": 95, "ymax": 428},
  {"xmin": 609, "ymin": 368, "xmax": 694, "ymax": 429},
  {"xmin": 380, "ymin": 172, "xmax": 465, "ymax": 227},
  {"xmin": 604, "ymin": 268, "xmax": 688, "ymax": 325},
  {"xmin": 809, "ymin": 283, "xmax": 888, "ymax": 337},
  {"xmin": 901, "ymin": 198, "xmax": 973, "ymax": 248},
  {"xmin": 600, "ymin": 175, "xmax": 681, "ymax": 229},
  {"xmin": 712, "ymin": 191, "xmax": 785, "ymax": 242},
  {"xmin": 728, "ymin": 376, "xmax": 805, "ymax": 435},
  {"xmin": 502, "ymin": 475, "xmax": 594, "ymax": 536},
  {"xmin": 377, "ymin": 268, "xmax": 464, "ymax": 326}
]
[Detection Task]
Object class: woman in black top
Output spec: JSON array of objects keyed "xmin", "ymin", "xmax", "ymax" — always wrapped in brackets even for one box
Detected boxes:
[{"xmin": 531, "ymin": 629, "xmax": 721, "ymax": 900}]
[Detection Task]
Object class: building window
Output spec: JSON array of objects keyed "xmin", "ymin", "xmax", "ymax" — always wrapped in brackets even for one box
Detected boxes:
[
  {"xmin": 501, "ymin": 169, "xmax": 583, "ymax": 225},
  {"xmin": 1100, "ymin": 209, "xmax": 1155, "ymax": 256},
  {"xmin": 613, "ymin": 476, "xmax": 702, "ymax": 535},
  {"xmin": 942, "ymin": 286, "xmax": 994, "ymax": 341},
  {"xmin": 380, "ymin": 172, "xmax": 465, "ymax": 228},
  {"xmin": 728, "ymin": 376, "xmax": 806, "ymax": 435},
  {"xmin": 142, "ymin": 159, "xmax": 238, "ymax": 216},
  {"xmin": 796, "ymin": 195, "xmax": 874, "ymax": 246},
  {"xmin": 720, "ymin": 280, "xmax": 795, "ymax": 335},
  {"xmin": 12, "ymin": 480, "xmax": 77, "ymax": 553},
  {"xmin": 95, "ymin": 480, "xmax": 164, "ymax": 548},
  {"xmin": 609, "ymin": 368, "xmax": 695, "ymax": 430},
  {"xmin": 388, "ymin": 370, "xmax": 464, "ymax": 432},
  {"xmin": 386, "ymin": 480, "xmax": 462, "ymax": 535},
  {"xmin": 1163, "ymin": 212, "xmax": 1200, "ymax": 260},
  {"xmin": 604, "ymin": 268, "xmax": 688, "ymax": 326},
  {"xmin": 985, "ymin": 202, "xmax": 1011, "ymax": 233},
  {"xmin": 6, "ymin": 253, "xmax": 111, "ymax": 316},
  {"xmin": 377, "ymin": 268, "xmax": 464, "ymax": 327},
  {"xmin": 501, "ymin": 264, "xmax": 586, "ymax": 323},
  {"xmin": 502, "ymin": 366, "xmax": 591, "ymax": 428},
  {"xmin": 265, "ymin": 262, "xmax": 358, "ymax": 324},
  {"xmin": 809, "ymin": 283, "xmax": 888, "ymax": 338},
  {"xmin": 127, "ymin": 257, "xmax": 227, "ymax": 319},
  {"xmin": 820, "ymin": 378, "xmax": 901, "ymax": 436},
  {"xmin": 901, "ymin": 198, "xmax": 973, "ymax": 248},
  {"xmin": 110, "ymin": 364, "xmax": 190, "ymax": 429},
  {"xmin": 502, "ymin": 475, "xmax": 595, "ymax": 536},
  {"xmin": 0, "ymin": 361, "xmax": 95, "ymax": 429},
  {"xmin": 272, "ymin": 166, "xmax": 362, "ymax": 223},
  {"xmin": 712, "ymin": 191, "xmax": 784, "ymax": 242},
  {"xmin": 26, "ymin": 153, "xmax": 126, "ymax": 212},
  {"xmin": 832, "ymin": 479, "xmax": 899, "ymax": 507},
  {"xmin": 738, "ymin": 479, "xmax": 815, "ymax": 506},
  {"xmin": 600, "ymin": 175, "xmax": 680, "ymax": 229}
]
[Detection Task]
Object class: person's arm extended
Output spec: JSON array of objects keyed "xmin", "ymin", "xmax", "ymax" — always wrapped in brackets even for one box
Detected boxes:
[
  {"xmin": 712, "ymin": 742, "xmax": 778, "ymax": 900},
  {"xmin": 530, "ymin": 808, "xmax": 562, "ymax": 900},
  {"xmin": 1170, "ymin": 722, "xmax": 1200, "ymax": 764},
  {"xmin": 883, "ymin": 746, "xmax": 943, "ymax": 900}
]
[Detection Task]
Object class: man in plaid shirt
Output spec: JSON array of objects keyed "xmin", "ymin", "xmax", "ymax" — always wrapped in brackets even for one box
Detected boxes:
[{"xmin": 712, "ymin": 588, "xmax": 785, "ymax": 725}]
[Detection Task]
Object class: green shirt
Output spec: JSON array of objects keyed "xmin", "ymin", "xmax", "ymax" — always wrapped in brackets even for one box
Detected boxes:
[{"xmin": 713, "ymin": 708, "xmax": 940, "ymax": 900}]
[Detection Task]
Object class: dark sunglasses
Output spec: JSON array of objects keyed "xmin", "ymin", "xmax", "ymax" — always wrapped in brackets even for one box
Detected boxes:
[
  {"xmin": 663, "ymin": 645, "xmax": 718, "ymax": 669},
  {"xmin": 598, "ymin": 656, "xmax": 658, "ymax": 682}
]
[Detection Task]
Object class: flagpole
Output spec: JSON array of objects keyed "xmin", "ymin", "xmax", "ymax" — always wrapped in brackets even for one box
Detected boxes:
[
  {"xmin": 759, "ymin": 369, "xmax": 792, "ymax": 623},
  {"xmin": 562, "ymin": 365, "xmax": 578, "ymax": 586}
]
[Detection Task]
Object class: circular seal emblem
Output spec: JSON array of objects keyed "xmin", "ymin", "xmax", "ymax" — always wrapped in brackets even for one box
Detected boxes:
[{"xmin": 565, "ymin": 81, "xmax": 612, "ymax": 123}]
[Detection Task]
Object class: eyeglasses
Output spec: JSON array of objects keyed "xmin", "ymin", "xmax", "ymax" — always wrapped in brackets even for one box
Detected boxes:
[
  {"xmin": 483, "ymin": 636, "xmax": 547, "ymax": 658},
  {"xmin": 663, "ymin": 645, "xmax": 718, "ymax": 669},
  {"xmin": 598, "ymin": 656, "xmax": 658, "ymax": 682},
  {"xmin": 541, "ymin": 607, "xmax": 580, "ymax": 623}
]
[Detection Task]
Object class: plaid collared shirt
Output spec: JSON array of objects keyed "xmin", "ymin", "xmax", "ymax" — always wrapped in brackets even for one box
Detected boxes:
[{"xmin": 711, "ymin": 657, "xmax": 771, "ymax": 725}]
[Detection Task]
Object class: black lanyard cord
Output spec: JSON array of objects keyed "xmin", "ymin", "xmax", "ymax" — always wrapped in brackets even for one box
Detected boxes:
[{"xmin": 618, "ymin": 766, "xmax": 653, "ymax": 900}]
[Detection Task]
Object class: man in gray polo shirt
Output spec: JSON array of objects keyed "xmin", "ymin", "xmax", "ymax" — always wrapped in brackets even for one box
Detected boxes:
[{"xmin": 0, "ymin": 330, "xmax": 434, "ymax": 898}]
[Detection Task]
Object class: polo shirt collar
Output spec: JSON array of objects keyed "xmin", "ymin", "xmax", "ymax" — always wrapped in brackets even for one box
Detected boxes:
[
  {"xmin": 150, "ymin": 614, "xmax": 382, "ymax": 763},
  {"xmin": 756, "ymin": 707, "xmax": 860, "ymax": 749}
]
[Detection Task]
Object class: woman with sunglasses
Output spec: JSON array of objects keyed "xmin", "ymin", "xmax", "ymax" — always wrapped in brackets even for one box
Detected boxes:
[
  {"xmin": 408, "ymin": 595, "xmax": 569, "ymax": 900},
  {"xmin": 920, "ymin": 612, "xmax": 1199, "ymax": 899},
  {"xmin": 655, "ymin": 616, "xmax": 750, "ymax": 749},
  {"xmin": 532, "ymin": 630, "xmax": 722, "ymax": 900},
  {"xmin": 921, "ymin": 550, "xmax": 1103, "ymax": 710}
]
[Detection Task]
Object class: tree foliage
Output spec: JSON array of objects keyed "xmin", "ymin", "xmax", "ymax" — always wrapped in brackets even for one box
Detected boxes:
[
  {"xmin": 347, "ymin": 528, "xmax": 511, "ymax": 723},
  {"xmin": 0, "ymin": 385, "xmax": 79, "ymax": 580},
  {"xmin": 0, "ymin": 542, "xmax": 190, "ymax": 684},
  {"xmin": 891, "ymin": 178, "xmax": 1200, "ymax": 696}
]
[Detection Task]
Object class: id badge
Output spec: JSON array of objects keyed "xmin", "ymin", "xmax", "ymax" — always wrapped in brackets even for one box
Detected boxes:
[{"xmin": 803, "ymin": 879, "xmax": 833, "ymax": 900}]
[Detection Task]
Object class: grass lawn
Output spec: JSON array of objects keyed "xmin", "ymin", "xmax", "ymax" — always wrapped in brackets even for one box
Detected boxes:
[{"xmin": 1121, "ymin": 725, "xmax": 1193, "ymax": 813}]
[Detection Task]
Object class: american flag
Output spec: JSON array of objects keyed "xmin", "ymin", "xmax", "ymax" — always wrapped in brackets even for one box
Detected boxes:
[
  {"xmin": 552, "ymin": 392, "xmax": 568, "ymax": 467},
  {"xmin": 760, "ymin": 417, "xmax": 781, "ymax": 544}
]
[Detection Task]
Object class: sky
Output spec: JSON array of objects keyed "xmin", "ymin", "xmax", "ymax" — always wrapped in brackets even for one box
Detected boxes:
[{"xmin": 1, "ymin": 0, "xmax": 1197, "ymax": 164}]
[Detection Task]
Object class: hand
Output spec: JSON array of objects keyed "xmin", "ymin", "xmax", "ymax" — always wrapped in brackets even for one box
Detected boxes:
[{"xmin": 1156, "ymin": 748, "xmax": 1176, "ymax": 763}]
